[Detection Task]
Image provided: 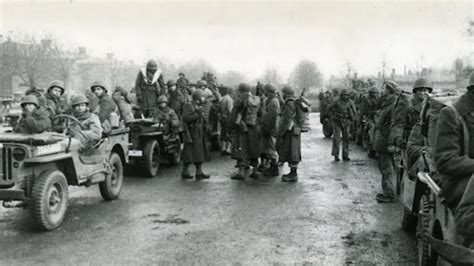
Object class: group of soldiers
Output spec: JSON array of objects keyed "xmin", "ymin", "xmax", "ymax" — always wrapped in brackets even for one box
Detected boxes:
[
  {"xmin": 321, "ymin": 73, "xmax": 474, "ymax": 244},
  {"xmin": 10, "ymin": 59, "xmax": 309, "ymax": 183}
]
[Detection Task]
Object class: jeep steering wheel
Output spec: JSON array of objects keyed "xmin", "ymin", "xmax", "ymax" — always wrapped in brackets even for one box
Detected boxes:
[{"xmin": 53, "ymin": 114, "xmax": 84, "ymax": 135}]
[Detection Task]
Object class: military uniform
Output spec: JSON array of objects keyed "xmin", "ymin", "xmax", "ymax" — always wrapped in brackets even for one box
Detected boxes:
[
  {"xmin": 134, "ymin": 59, "xmax": 166, "ymax": 117},
  {"xmin": 219, "ymin": 86, "xmax": 233, "ymax": 155},
  {"xmin": 327, "ymin": 89, "xmax": 355, "ymax": 161},
  {"xmin": 155, "ymin": 95, "xmax": 180, "ymax": 136},
  {"xmin": 260, "ymin": 84, "xmax": 280, "ymax": 176},
  {"xmin": 230, "ymin": 83, "xmax": 261, "ymax": 180},
  {"xmin": 44, "ymin": 80, "xmax": 68, "ymax": 118},
  {"xmin": 434, "ymin": 78, "xmax": 474, "ymax": 241},
  {"xmin": 14, "ymin": 95, "xmax": 52, "ymax": 134},
  {"xmin": 181, "ymin": 90, "xmax": 210, "ymax": 180},
  {"xmin": 66, "ymin": 94, "xmax": 103, "ymax": 151},
  {"xmin": 91, "ymin": 81, "xmax": 118, "ymax": 134},
  {"xmin": 374, "ymin": 81, "xmax": 399, "ymax": 203},
  {"xmin": 277, "ymin": 86, "xmax": 301, "ymax": 182}
]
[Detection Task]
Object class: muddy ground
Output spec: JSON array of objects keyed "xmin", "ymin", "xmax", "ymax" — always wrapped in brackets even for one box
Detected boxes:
[{"xmin": 0, "ymin": 113, "xmax": 416, "ymax": 264}]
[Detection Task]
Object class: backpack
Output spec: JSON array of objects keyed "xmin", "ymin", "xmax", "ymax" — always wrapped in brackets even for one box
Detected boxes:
[
  {"xmin": 244, "ymin": 95, "xmax": 259, "ymax": 126},
  {"xmin": 294, "ymin": 99, "xmax": 311, "ymax": 132}
]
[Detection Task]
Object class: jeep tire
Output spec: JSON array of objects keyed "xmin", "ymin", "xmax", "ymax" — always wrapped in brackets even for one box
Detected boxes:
[
  {"xmin": 100, "ymin": 152, "xmax": 124, "ymax": 201},
  {"xmin": 143, "ymin": 139, "xmax": 160, "ymax": 177},
  {"xmin": 31, "ymin": 170, "xmax": 69, "ymax": 231}
]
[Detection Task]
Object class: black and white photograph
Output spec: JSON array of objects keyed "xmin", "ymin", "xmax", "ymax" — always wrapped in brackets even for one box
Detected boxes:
[{"xmin": 0, "ymin": 0, "xmax": 473, "ymax": 264}]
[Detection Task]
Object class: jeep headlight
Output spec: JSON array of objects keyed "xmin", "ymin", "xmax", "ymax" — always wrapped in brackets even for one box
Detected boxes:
[{"xmin": 12, "ymin": 148, "xmax": 27, "ymax": 161}]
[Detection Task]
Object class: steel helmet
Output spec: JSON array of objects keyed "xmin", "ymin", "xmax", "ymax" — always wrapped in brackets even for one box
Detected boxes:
[
  {"xmin": 21, "ymin": 95, "xmax": 39, "ymax": 108},
  {"xmin": 167, "ymin": 80, "xmax": 176, "ymax": 87},
  {"xmin": 91, "ymin": 81, "xmax": 108, "ymax": 93},
  {"xmin": 281, "ymin": 86, "xmax": 295, "ymax": 96},
  {"xmin": 413, "ymin": 78, "xmax": 433, "ymax": 93},
  {"xmin": 192, "ymin": 89, "xmax": 205, "ymax": 101},
  {"xmin": 238, "ymin": 83, "xmax": 251, "ymax": 94},
  {"xmin": 146, "ymin": 59, "xmax": 158, "ymax": 70},
  {"xmin": 368, "ymin": 86, "xmax": 379, "ymax": 94},
  {"xmin": 48, "ymin": 80, "xmax": 65, "ymax": 95},
  {"xmin": 383, "ymin": 80, "xmax": 398, "ymax": 93},
  {"xmin": 263, "ymin": 83, "xmax": 276, "ymax": 94},
  {"xmin": 71, "ymin": 94, "xmax": 89, "ymax": 106},
  {"xmin": 157, "ymin": 95, "xmax": 168, "ymax": 104},
  {"xmin": 340, "ymin": 88, "xmax": 350, "ymax": 95},
  {"xmin": 196, "ymin": 80, "xmax": 207, "ymax": 88}
]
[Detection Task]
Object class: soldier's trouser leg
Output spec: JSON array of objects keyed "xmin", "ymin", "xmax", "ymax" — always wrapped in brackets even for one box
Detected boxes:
[
  {"xmin": 195, "ymin": 163, "xmax": 203, "ymax": 175},
  {"xmin": 332, "ymin": 121, "xmax": 342, "ymax": 157},
  {"xmin": 237, "ymin": 159, "xmax": 250, "ymax": 168},
  {"xmin": 342, "ymin": 124, "xmax": 350, "ymax": 159},
  {"xmin": 182, "ymin": 162, "xmax": 190, "ymax": 174},
  {"xmin": 378, "ymin": 152, "xmax": 395, "ymax": 197}
]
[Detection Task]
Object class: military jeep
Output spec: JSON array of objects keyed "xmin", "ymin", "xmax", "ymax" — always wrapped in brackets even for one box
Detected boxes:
[
  {"xmin": 416, "ymin": 172, "xmax": 474, "ymax": 265},
  {"xmin": 127, "ymin": 117, "xmax": 182, "ymax": 177},
  {"xmin": 0, "ymin": 115, "xmax": 129, "ymax": 231}
]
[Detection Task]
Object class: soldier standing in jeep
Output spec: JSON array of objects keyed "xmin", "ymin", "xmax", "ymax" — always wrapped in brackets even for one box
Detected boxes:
[
  {"xmin": 14, "ymin": 95, "xmax": 52, "ymax": 134},
  {"xmin": 135, "ymin": 59, "xmax": 166, "ymax": 117}
]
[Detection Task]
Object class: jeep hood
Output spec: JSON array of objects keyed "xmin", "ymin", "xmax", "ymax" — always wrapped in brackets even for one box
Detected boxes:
[{"xmin": 0, "ymin": 132, "xmax": 66, "ymax": 145}]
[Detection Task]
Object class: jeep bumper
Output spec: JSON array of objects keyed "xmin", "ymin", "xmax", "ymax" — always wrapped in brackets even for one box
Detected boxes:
[{"xmin": 0, "ymin": 189, "xmax": 27, "ymax": 201}]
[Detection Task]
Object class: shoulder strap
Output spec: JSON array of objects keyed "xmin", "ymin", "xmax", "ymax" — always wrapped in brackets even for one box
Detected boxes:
[{"xmin": 449, "ymin": 104, "xmax": 469, "ymax": 156}]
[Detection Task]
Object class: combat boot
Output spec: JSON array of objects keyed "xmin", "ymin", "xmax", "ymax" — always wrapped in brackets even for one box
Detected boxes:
[
  {"xmin": 231, "ymin": 167, "xmax": 246, "ymax": 181},
  {"xmin": 263, "ymin": 163, "xmax": 279, "ymax": 177},
  {"xmin": 334, "ymin": 156, "xmax": 340, "ymax": 162},
  {"xmin": 375, "ymin": 193, "xmax": 394, "ymax": 203},
  {"xmin": 281, "ymin": 167, "xmax": 298, "ymax": 182},
  {"xmin": 195, "ymin": 173, "xmax": 210, "ymax": 180},
  {"xmin": 249, "ymin": 168, "xmax": 260, "ymax": 179}
]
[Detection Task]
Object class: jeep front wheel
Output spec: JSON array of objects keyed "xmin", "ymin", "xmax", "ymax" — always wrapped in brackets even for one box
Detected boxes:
[
  {"xmin": 99, "ymin": 153, "xmax": 124, "ymax": 201},
  {"xmin": 143, "ymin": 139, "xmax": 160, "ymax": 177},
  {"xmin": 31, "ymin": 170, "xmax": 69, "ymax": 231}
]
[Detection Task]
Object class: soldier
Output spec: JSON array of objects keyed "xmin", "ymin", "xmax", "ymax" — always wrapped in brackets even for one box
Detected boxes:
[
  {"xmin": 90, "ymin": 81, "xmax": 118, "ymax": 133},
  {"xmin": 135, "ymin": 59, "xmax": 166, "ymax": 117},
  {"xmin": 230, "ymin": 83, "xmax": 261, "ymax": 180},
  {"xmin": 374, "ymin": 80, "xmax": 399, "ymax": 203},
  {"xmin": 44, "ymin": 80, "xmax": 67, "ymax": 117},
  {"xmin": 25, "ymin": 87, "xmax": 47, "ymax": 108},
  {"xmin": 166, "ymin": 79, "xmax": 185, "ymax": 116},
  {"xmin": 177, "ymin": 72, "xmax": 189, "ymax": 91},
  {"xmin": 219, "ymin": 86, "xmax": 233, "ymax": 155},
  {"xmin": 14, "ymin": 95, "xmax": 51, "ymax": 134},
  {"xmin": 327, "ymin": 89, "xmax": 355, "ymax": 161},
  {"xmin": 154, "ymin": 95, "xmax": 180, "ymax": 136},
  {"xmin": 181, "ymin": 89, "xmax": 210, "ymax": 180},
  {"xmin": 277, "ymin": 86, "xmax": 301, "ymax": 182},
  {"xmin": 66, "ymin": 94, "xmax": 102, "ymax": 151},
  {"xmin": 260, "ymin": 83, "xmax": 280, "ymax": 176},
  {"xmin": 434, "ymin": 73, "xmax": 474, "ymax": 241},
  {"xmin": 361, "ymin": 86, "xmax": 381, "ymax": 120}
]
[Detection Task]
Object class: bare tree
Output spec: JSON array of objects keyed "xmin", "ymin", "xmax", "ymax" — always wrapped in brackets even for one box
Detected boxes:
[
  {"xmin": 262, "ymin": 67, "xmax": 282, "ymax": 85},
  {"xmin": 50, "ymin": 40, "xmax": 79, "ymax": 89},
  {"xmin": 290, "ymin": 60, "xmax": 323, "ymax": 90},
  {"xmin": 12, "ymin": 33, "xmax": 54, "ymax": 89},
  {"xmin": 220, "ymin": 70, "xmax": 247, "ymax": 87}
]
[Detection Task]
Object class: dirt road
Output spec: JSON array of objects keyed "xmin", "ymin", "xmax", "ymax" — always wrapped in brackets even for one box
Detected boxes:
[{"xmin": 0, "ymin": 113, "xmax": 416, "ymax": 264}]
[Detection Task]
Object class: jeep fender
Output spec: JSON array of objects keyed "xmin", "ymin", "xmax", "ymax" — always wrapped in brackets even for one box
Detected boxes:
[{"xmin": 24, "ymin": 153, "xmax": 79, "ymax": 186}]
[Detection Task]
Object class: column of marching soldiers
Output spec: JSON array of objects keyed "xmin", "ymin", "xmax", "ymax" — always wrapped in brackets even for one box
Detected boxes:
[
  {"xmin": 320, "ymin": 73, "xmax": 474, "ymax": 248},
  {"xmin": 11, "ymin": 59, "xmax": 311, "ymax": 182}
]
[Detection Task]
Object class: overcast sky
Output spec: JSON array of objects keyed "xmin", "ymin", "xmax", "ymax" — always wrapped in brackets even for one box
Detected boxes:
[{"xmin": 0, "ymin": 0, "xmax": 472, "ymax": 80}]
